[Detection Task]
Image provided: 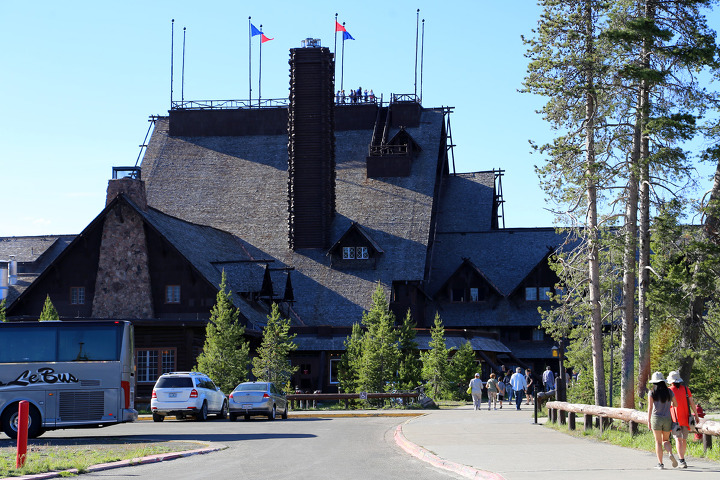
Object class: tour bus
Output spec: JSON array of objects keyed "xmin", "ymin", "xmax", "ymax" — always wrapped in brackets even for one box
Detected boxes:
[{"xmin": 0, "ymin": 320, "xmax": 138, "ymax": 439}]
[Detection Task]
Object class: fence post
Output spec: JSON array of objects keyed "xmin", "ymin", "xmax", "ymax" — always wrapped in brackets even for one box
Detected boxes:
[
  {"xmin": 584, "ymin": 414, "xmax": 593, "ymax": 431},
  {"xmin": 629, "ymin": 421, "xmax": 638, "ymax": 436},
  {"xmin": 16, "ymin": 401, "xmax": 29, "ymax": 469},
  {"xmin": 569, "ymin": 412, "xmax": 576, "ymax": 430},
  {"xmin": 559, "ymin": 409, "xmax": 566, "ymax": 425},
  {"xmin": 703, "ymin": 433, "xmax": 713, "ymax": 453}
]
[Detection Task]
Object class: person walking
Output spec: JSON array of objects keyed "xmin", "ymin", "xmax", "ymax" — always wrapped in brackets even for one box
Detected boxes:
[
  {"xmin": 525, "ymin": 368, "xmax": 535, "ymax": 405},
  {"xmin": 468, "ymin": 373, "xmax": 483, "ymax": 411},
  {"xmin": 486, "ymin": 373, "xmax": 499, "ymax": 410},
  {"xmin": 542, "ymin": 365, "xmax": 555, "ymax": 392},
  {"xmin": 667, "ymin": 371, "xmax": 700, "ymax": 469},
  {"xmin": 497, "ymin": 376, "xmax": 506, "ymax": 409},
  {"xmin": 503, "ymin": 371, "xmax": 513, "ymax": 402},
  {"xmin": 648, "ymin": 371, "xmax": 679, "ymax": 469},
  {"xmin": 510, "ymin": 367, "xmax": 527, "ymax": 410}
]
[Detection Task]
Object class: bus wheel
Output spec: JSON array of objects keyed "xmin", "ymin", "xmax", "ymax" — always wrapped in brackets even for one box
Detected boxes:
[{"xmin": 1, "ymin": 404, "xmax": 43, "ymax": 439}]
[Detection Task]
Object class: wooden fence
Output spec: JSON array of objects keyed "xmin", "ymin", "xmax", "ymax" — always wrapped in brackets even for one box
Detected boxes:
[
  {"xmin": 547, "ymin": 401, "xmax": 720, "ymax": 452},
  {"xmin": 286, "ymin": 392, "xmax": 420, "ymax": 410}
]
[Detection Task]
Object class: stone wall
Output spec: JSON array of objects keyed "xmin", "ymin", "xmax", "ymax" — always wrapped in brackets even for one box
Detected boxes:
[{"xmin": 92, "ymin": 201, "xmax": 154, "ymax": 318}]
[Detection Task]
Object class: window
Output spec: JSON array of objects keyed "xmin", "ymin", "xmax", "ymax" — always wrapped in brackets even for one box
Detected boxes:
[
  {"xmin": 532, "ymin": 329, "xmax": 545, "ymax": 341},
  {"xmin": 525, "ymin": 287, "xmax": 537, "ymax": 301},
  {"xmin": 539, "ymin": 287, "xmax": 552, "ymax": 300},
  {"xmin": 165, "ymin": 285, "xmax": 181, "ymax": 304},
  {"xmin": 342, "ymin": 247, "xmax": 355, "ymax": 259},
  {"xmin": 470, "ymin": 288, "xmax": 479, "ymax": 302},
  {"xmin": 451, "ymin": 288, "xmax": 465, "ymax": 302},
  {"xmin": 70, "ymin": 287, "xmax": 85, "ymax": 305},
  {"xmin": 329, "ymin": 359, "xmax": 340, "ymax": 384},
  {"xmin": 136, "ymin": 348, "xmax": 176, "ymax": 383},
  {"xmin": 356, "ymin": 247, "xmax": 369, "ymax": 259}
]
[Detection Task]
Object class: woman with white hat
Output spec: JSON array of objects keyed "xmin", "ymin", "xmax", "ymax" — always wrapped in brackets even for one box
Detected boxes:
[
  {"xmin": 647, "ymin": 371, "xmax": 679, "ymax": 469},
  {"xmin": 667, "ymin": 371, "xmax": 700, "ymax": 469}
]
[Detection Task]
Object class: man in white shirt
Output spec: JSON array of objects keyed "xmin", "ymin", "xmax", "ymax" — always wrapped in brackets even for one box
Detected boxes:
[
  {"xmin": 468, "ymin": 373, "xmax": 484, "ymax": 411},
  {"xmin": 510, "ymin": 367, "xmax": 527, "ymax": 410}
]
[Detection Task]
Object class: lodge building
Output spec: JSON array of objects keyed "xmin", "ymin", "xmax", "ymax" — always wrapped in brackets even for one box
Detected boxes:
[{"xmin": 1, "ymin": 41, "xmax": 568, "ymax": 402}]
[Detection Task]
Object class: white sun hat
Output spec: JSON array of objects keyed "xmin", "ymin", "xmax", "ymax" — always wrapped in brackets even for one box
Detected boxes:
[
  {"xmin": 649, "ymin": 371, "xmax": 666, "ymax": 384},
  {"xmin": 666, "ymin": 371, "xmax": 683, "ymax": 384}
]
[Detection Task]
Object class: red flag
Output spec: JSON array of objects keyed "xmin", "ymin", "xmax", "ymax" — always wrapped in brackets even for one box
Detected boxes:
[
  {"xmin": 261, "ymin": 33, "xmax": 273, "ymax": 43},
  {"xmin": 335, "ymin": 21, "xmax": 346, "ymax": 32}
]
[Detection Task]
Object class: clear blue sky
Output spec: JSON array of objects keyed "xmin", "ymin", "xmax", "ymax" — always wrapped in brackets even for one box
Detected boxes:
[{"xmin": 1, "ymin": 1, "xmax": 717, "ymax": 237}]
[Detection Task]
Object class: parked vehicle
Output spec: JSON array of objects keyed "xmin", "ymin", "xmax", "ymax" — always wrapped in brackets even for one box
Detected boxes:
[
  {"xmin": 228, "ymin": 382, "xmax": 288, "ymax": 421},
  {"xmin": 151, "ymin": 372, "xmax": 227, "ymax": 421},
  {"xmin": 0, "ymin": 320, "xmax": 137, "ymax": 439}
]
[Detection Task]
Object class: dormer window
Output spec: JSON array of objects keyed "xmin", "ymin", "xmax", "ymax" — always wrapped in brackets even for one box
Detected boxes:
[
  {"xmin": 343, "ymin": 247, "xmax": 355, "ymax": 259},
  {"xmin": 525, "ymin": 287, "xmax": 552, "ymax": 301},
  {"xmin": 328, "ymin": 223, "xmax": 384, "ymax": 269}
]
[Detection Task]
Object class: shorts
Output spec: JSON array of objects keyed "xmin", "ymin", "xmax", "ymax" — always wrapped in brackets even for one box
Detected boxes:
[
  {"xmin": 672, "ymin": 426, "xmax": 689, "ymax": 439},
  {"xmin": 651, "ymin": 415, "xmax": 672, "ymax": 432}
]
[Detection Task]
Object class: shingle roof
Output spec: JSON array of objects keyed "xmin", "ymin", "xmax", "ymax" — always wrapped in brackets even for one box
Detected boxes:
[
  {"xmin": 434, "ymin": 301, "xmax": 554, "ymax": 328},
  {"xmin": 141, "ymin": 109, "xmax": 446, "ymax": 326},
  {"xmin": 436, "ymin": 172, "xmax": 496, "ymax": 232},
  {"xmin": 428, "ymin": 229, "xmax": 570, "ymax": 297},
  {"xmin": 291, "ymin": 333, "xmax": 510, "ymax": 353}
]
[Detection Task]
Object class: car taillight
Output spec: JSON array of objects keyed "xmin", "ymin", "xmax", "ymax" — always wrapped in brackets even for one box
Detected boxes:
[
  {"xmin": 151, "ymin": 390, "xmax": 157, "ymax": 399},
  {"xmin": 190, "ymin": 389, "xmax": 198, "ymax": 398},
  {"xmin": 263, "ymin": 393, "xmax": 270, "ymax": 398},
  {"xmin": 229, "ymin": 393, "xmax": 234, "ymax": 400}
]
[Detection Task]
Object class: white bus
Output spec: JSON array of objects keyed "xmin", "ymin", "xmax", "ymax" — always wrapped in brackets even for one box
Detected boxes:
[{"xmin": 0, "ymin": 320, "xmax": 138, "ymax": 438}]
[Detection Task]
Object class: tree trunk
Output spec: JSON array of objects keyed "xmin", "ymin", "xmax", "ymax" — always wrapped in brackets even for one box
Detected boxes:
[{"xmin": 584, "ymin": 0, "xmax": 606, "ymax": 407}]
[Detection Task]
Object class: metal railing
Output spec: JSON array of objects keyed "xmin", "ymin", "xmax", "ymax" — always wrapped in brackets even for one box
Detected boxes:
[
  {"xmin": 391, "ymin": 93, "xmax": 420, "ymax": 103},
  {"xmin": 368, "ymin": 144, "xmax": 410, "ymax": 157},
  {"xmin": 171, "ymin": 98, "xmax": 289, "ymax": 110}
]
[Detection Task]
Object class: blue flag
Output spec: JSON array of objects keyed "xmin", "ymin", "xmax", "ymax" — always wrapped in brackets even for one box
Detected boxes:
[
  {"xmin": 343, "ymin": 30, "xmax": 355, "ymax": 41},
  {"xmin": 250, "ymin": 23, "xmax": 262, "ymax": 37}
]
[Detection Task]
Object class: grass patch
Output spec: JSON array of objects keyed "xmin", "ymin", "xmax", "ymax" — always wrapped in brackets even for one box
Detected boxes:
[
  {"xmin": 545, "ymin": 419, "xmax": 720, "ymax": 463},
  {"xmin": 0, "ymin": 439, "xmax": 205, "ymax": 477}
]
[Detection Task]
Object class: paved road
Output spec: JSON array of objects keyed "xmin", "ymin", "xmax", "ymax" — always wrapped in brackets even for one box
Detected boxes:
[{"xmin": 31, "ymin": 415, "xmax": 463, "ymax": 479}]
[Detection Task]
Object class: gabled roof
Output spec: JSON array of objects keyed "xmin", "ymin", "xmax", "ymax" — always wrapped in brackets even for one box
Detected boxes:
[
  {"xmin": 141, "ymin": 109, "xmax": 446, "ymax": 326},
  {"xmin": 327, "ymin": 222, "xmax": 384, "ymax": 256},
  {"xmin": 428, "ymin": 228, "xmax": 570, "ymax": 297},
  {"xmin": 434, "ymin": 257, "xmax": 502, "ymax": 298}
]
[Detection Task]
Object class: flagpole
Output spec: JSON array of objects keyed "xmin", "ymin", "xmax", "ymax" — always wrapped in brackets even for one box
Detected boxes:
[
  {"xmin": 259, "ymin": 24, "xmax": 262, "ymax": 108},
  {"xmin": 170, "ymin": 19, "xmax": 174, "ymax": 108},
  {"xmin": 341, "ymin": 22, "xmax": 346, "ymax": 93},
  {"xmin": 420, "ymin": 19, "xmax": 425, "ymax": 104},
  {"xmin": 334, "ymin": 13, "xmax": 338, "ymax": 57},
  {"xmin": 414, "ymin": 9, "xmax": 419, "ymax": 99},
  {"xmin": 249, "ymin": 17, "xmax": 252, "ymax": 107},
  {"xmin": 181, "ymin": 27, "xmax": 186, "ymax": 105}
]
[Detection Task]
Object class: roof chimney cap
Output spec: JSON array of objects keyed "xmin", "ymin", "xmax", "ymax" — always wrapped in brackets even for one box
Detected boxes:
[{"xmin": 301, "ymin": 38, "xmax": 321, "ymax": 48}]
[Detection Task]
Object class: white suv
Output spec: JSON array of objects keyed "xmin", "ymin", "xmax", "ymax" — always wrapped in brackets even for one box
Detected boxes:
[{"xmin": 151, "ymin": 372, "xmax": 227, "ymax": 422}]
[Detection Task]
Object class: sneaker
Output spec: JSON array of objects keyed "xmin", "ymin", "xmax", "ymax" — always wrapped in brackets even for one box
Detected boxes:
[
  {"xmin": 679, "ymin": 459, "xmax": 687, "ymax": 469},
  {"xmin": 668, "ymin": 453, "xmax": 678, "ymax": 468},
  {"xmin": 655, "ymin": 463, "xmax": 664, "ymax": 470}
]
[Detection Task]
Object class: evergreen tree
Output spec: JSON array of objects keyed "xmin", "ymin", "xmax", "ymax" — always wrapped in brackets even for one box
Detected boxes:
[
  {"xmin": 0, "ymin": 299, "xmax": 6, "ymax": 322},
  {"xmin": 397, "ymin": 310, "xmax": 422, "ymax": 391},
  {"xmin": 446, "ymin": 341, "xmax": 477, "ymax": 401},
  {"xmin": 39, "ymin": 295, "xmax": 59, "ymax": 321},
  {"xmin": 358, "ymin": 284, "xmax": 399, "ymax": 395},
  {"xmin": 421, "ymin": 313, "xmax": 449, "ymax": 400},
  {"xmin": 195, "ymin": 271, "xmax": 250, "ymax": 394},
  {"xmin": 338, "ymin": 322, "xmax": 363, "ymax": 394},
  {"xmin": 252, "ymin": 303, "xmax": 298, "ymax": 393}
]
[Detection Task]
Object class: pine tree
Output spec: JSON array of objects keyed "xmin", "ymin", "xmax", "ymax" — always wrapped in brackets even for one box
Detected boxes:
[
  {"xmin": 195, "ymin": 271, "xmax": 250, "ymax": 394},
  {"xmin": 446, "ymin": 341, "xmax": 478, "ymax": 401},
  {"xmin": 358, "ymin": 284, "xmax": 399, "ymax": 395},
  {"xmin": 397, "ymin": 310, "xmax": 422, "ymax": 391},
  {"xmin": 251, "ymin": 303, "xmax": 298, "ymax": 393},
  {"xmin": 0, "ymin": 299, "xmax": 6, "ymax": 322},
  {"xmin": 338, "ymin": 322, "xmax": 363, "ymax": 394},
  {"xmin": 421, "ymin": 313, "xmax": 449, "ymax": 400},
  {"xmin": 39, "ymin": 295, "xmax": 59, "ymax": 321}
]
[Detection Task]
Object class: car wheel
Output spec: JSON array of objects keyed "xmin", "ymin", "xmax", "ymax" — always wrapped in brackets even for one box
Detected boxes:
[
  {"xmin": 281, "ymin": 405, "xmax": 288, "ymax": 420},
  {"xmin": 229, "ymin": 413, "xmax": 237, "ymax": 422},
  {"xmin": 176, "ymin": 412, "xmax": 186, "ymax": 420},
  {"xmin": 244, "ymin": 414, "xmax": 250, "ymax": 421},
  {"xmin": 267, "ymin": 405, "xmax": 276, "ymax": 421},
  {"xmin": 217, "ymin": 401, "xmax": 228, "ymax": 419},
  {"xmin": 152, "ymin": 412, "xmax": 164, "ymax": 422},
  {"xmin": 196, "ymin": 402, "xmax": 208, "ymax": 422},
  {"xmin": 1, "ymin": 404, "xmax": 43, "ymax": 439}
]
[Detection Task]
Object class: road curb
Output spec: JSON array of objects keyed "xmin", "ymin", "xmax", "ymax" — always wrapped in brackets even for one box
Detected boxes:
[
  {"xmin": 6, "ymin": 443, "xmax": 227, "ymax": 480},
  {"xmin": 137, "ymin": 411, "xmax": 423, "ymax": 421},
  {"xmin": 394, "ymin": 422, "xmax": 505, "ymax": 480}
]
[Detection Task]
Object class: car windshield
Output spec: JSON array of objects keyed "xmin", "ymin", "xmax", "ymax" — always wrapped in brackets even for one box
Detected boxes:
[
  {"xmin": 234, "ymin": 383, "xmax": 268, "ymax": 392},
  {"xmin": 155, "ymin": 377, "xmax": 194, "ymax": 388}
]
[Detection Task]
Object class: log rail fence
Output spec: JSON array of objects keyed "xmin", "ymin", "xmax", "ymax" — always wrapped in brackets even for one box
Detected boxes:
[
  {"xmin": 287, "ymin": 392, "xmax": 420, "ymax": 410},
  {"xmin": 546, "ymin": 400, "xmax": 720, "ymax": 453}
]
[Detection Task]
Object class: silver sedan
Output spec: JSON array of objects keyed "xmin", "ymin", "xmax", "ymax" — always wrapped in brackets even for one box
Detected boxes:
[{"xmin": 228, "ymin": 382, "xmax": 288, "ymax": 421}]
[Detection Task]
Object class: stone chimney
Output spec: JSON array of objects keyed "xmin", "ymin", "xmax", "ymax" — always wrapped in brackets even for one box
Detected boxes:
[{"xmin": 106, "ymin": 177, "xmax": 148, "ymax": 210}]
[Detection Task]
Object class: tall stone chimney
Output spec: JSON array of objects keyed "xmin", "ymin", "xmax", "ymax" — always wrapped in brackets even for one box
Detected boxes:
[
  {"xmin": 287, "ymin": 40, "xmax": 336, "ymax": 250},
  {"xmin": 92, "ymin": 177, "xmax": 154, "ymax": 318}
]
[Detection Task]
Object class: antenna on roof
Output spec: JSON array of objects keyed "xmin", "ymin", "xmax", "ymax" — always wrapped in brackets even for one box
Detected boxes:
[
  {"xmin": 420, "ymin": 19, "xmax": 425, "ymax": 104},
  {"xmin": 182, "ymin": 27, "xmax": 186, "ymax": 104},
  {"xmin": 170, "ymin": 19, "xmax": 175, "ymax": 108},
  {"xmin": 414, "ymin": 9, "xmax": 419, "ymax": 99}
]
